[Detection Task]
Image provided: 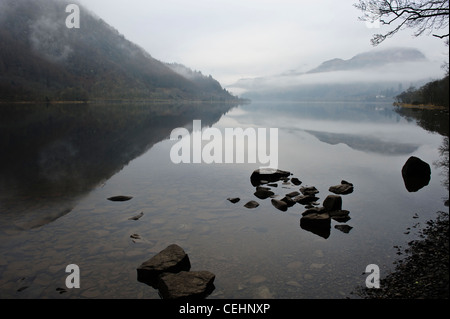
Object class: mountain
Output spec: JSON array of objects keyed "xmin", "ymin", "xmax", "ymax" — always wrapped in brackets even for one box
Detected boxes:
[
  {"xmin": 306, "ymin": 47, "xmax": 426, "ymax": 74},
  {"xmin": 0, "ymin": 0, "xmax": 238, "ymax": 102},
  {"xmin": 229, "ymin": 47, "xmax": 441, "ymax": 101}
]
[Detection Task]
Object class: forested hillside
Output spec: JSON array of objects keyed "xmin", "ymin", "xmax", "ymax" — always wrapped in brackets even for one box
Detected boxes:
[
  {"xmin": 0, "ymin": 0, "xmax": 237, "ymax": 102},
  {"xmin": 396, "ymin": 75, "xmax": 449, "ymax": 108}
]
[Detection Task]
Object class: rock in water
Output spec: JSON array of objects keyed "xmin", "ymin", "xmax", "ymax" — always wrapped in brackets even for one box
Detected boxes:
[
  {"xmin": 157, "ymin": 271, "xmax": 216, "ymax": 300},
  {"xmin": 335, "ymin": 225, "xmax": 353, "ymax": 234},
  {"xmin": 300, "ymin": 186, "xmax": 319, "ymax": 196},
  {"xmin": 250, "ymin": 169, "xmax": 291, "ymax": 186},
  {"xmin": 280, "ymin": 196, "xmax": 297, "ymax": 207},
  {"xmin": 244, "ymin": 201, "xmax": 260, "ymax": 209},
  {"xmin": 295, "ymin": 194, "xmax": 320, "ymax": 205},
  {"xmin": 401, "ymin": 156, "xmax": 431, "ymax": 192},
  {"xmin": 108, "ymin": 195, "xmax": 133, "ymax": 202},
  {"xmin": 254, "ymin": 189, "xmax": 275, "ymax": 199},
  {"xmin": 137, "ymin": 244, "xmax": 191, "ymax": 287},
  {"xmin": 329, "ymin": 210, "xmax": 351, "ymax": 222},
  {"xmin": 300, "ymin": 213, "xmax": 331, "ymax": 239},
  {"xmin": 227, "ymin": 198, "xmax": 240, "ymax": 204},
  {"xmin": 329, "ymin": 182, "xmax": 354, "ymax": 195},
  {"xmin": 323, "ymin": 195, "xmax": 342, "ymax": 212},
  {"xmin": 271, "ymin": 199, "xmax": 288, "ymax": 212}
]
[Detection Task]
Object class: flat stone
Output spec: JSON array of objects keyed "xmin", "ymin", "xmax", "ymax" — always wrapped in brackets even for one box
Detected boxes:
[
  {"xmin": 157, "ymin": 271, "xmax": 215, "ymax": 300},
  {"xmin": 107, "ymin": 196, "xmax": 133, "ymax": 202}
]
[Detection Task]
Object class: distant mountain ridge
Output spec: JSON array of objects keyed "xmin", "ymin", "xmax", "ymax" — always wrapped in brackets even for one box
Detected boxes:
[
  {"xmin": 228, "ymin": 47, "xmax": 438, "ymax": 101},
  {"xmin": 0, "ymin": 0, "xmax": 237, "ymax": 102},
  {"xmin": 306, "ymin": 47, "xmax": 426, "ymax": 74}
]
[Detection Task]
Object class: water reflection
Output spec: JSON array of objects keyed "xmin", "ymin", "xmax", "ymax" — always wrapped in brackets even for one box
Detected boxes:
[
  {"xmin": 0, "ymin": 102, "xmax": 236, "ymax": 232},
  {"xmin": 0, "ymin": 101, "xmax": 447, "ymax": 299},
  {"xmin": 305, "ymin": 130, "xmax": 418, "ymax": 155}
]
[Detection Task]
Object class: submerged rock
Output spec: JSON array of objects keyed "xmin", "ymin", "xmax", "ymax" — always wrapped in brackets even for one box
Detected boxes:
[
  {"xmin": 335, "ymin": 225, "xmax": 353, "ymax": 234},
  {"xmin": 137, "ymin": 244, "xmax": 191, "ymax": 287},
  {"xmin": 250, "ymin": 169, "xmax": 291, "ymax": 186},
  {"xmin": 157, "ymin": 271, "xmax": 216, "ymax": 300},
  {"xmin": 401, "ymin": 156, "xmax": 431, "ymax": 192},
  {"xmin": 128, "ymin": 212, "xmax": 144, "ymax": 221}
]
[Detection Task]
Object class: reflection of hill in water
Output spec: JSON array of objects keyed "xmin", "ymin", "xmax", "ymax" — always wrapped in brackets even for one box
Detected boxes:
[
  {"xmin": 394, "ymin": 106, "xmax": 449, "ymax": 138},
  {"xmin": 0, "ymin": 102, "xmax": 236, "ymax": 231},
  {"xmin": 305, "ymin": 130, "xmax": 419, "ymax": 155}
]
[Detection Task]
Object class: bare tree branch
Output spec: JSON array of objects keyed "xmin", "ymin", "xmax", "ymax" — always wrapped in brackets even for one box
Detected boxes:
[{"xmin": 354, "ymin": 0, "xmax": 449, "ymax": 46}]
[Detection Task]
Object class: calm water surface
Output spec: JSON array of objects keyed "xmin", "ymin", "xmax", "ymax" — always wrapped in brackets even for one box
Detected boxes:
[{"xmin": 0, "ymin": 101, "xmax": 448, "ymax": 299}]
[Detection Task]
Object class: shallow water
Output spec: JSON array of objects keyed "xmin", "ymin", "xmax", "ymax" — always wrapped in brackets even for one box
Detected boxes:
[{"xmin": 0, "ymin": 101, "xmax": 448, "ymax": 299}]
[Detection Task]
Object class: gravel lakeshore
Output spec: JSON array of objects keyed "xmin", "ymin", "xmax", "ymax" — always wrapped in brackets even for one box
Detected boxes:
[{"xmin": 354, "ymin": 211, "xmax": 449, "ymax": 299}]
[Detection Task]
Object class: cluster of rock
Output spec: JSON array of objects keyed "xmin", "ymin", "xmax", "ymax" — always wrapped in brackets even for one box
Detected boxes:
[
  {"xmin": 228, "ymin": 169, "xmax": 355, "ymax": 239},
  {"xmin": 137, "ymin": 244, "xmax": 215, "ymax": 299}
]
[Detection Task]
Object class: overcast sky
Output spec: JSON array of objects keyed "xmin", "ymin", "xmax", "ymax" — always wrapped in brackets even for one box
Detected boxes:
[{"xmin": 78, "ymin": 0, "xmax": 448, "ymax": 86}]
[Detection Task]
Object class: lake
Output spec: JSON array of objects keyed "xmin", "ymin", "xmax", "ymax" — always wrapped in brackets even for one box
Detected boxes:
[{"xmin": 0, "ymin": 100, "xmax": 448, "ymax": 299}]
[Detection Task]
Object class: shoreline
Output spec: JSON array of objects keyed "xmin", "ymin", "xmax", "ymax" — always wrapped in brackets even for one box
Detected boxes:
[
  {"xmin": 354, "ymin": 211, "xmax": 449, "ymax": 299},
  {"xmin": 393, "ymin": 102, "xmax": 448, "ymax": 111}
]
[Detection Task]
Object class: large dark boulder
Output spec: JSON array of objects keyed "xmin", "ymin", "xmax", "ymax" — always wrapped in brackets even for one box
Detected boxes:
[
  {"xmin": 323, "ymin": 195, "xmax": 342, "ymax": 212},
  {"xmin": 137, "ymin": 244, "xmax": 191, "ymax": 287},
  {"xmin": 300, "ymin": 213, "xmax": 331, "ymax": 239},
  {"xmin": 157, "ymin": 271, "xmax": 216, "ymax": 300},
  {"xmin": 401, "ymin": 156, "xmax": 431, "ymax": 192},
  {"xmin": 250, "ymin": 169, "xmax": 291, "ymax": 186}
]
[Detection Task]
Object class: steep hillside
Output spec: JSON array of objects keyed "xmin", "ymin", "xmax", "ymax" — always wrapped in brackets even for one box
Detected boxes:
[{"xmin": 0, "ymin": 0, "xmax": 237, "ymax": 102}]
